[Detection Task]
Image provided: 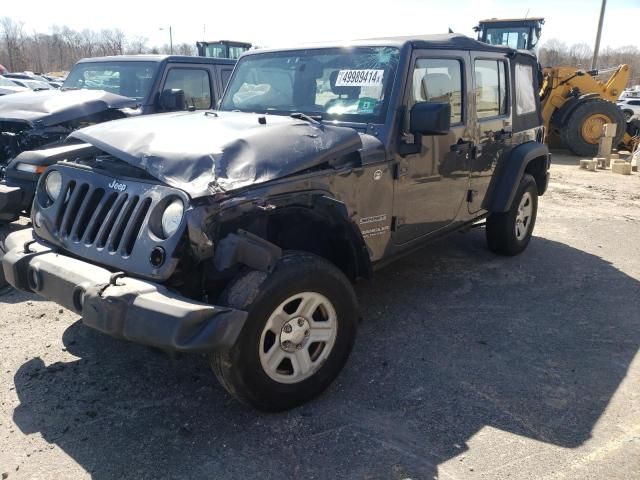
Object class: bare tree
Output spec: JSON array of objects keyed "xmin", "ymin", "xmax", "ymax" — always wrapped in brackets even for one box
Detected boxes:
[
  {"xmin": 126, "ymin": 36, "xmax": 149, "ymax": 54},
  {"xmin": 176, "ymin": 43, "xmax": 196, "ymax": 56},
  {"xmin": 0, "ymin": 17, "xmax": 26, "ymax": 71}
]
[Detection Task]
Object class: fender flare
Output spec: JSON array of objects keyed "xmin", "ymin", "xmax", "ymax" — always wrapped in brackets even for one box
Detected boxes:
[
  {"xmin": 312, "ymin": 195, "xmax": 373, "ymax": 280},
  {"xmin": 213, "ymin": 192, "xmax": 372, "ymax": 281},
  {"xmin": 485, "ymin": 141, "xmax": 549, "ymax": 213}
]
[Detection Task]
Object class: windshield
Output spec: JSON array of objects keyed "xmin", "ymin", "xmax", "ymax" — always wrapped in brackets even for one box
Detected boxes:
[
  {"xmin": 484, "ymin": 27, "xmax": 537, "ymax": 51},
  {"xmin": 220, "ymin": 47, "xmax": 400, "ymax": 123},
  {"xmin": 63, "ymin": 61, "xmax": 159, "ymax": 100},
  {"xmin": 22, "ymin": 80, "xmax": 53, "ymax": 90},
  {"xmin": 0, "ymin": 77, "xmax": 19, "ymax": 87}
]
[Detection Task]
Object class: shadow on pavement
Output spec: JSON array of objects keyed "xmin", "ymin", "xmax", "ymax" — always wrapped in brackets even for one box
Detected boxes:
[{"xmin": 12, "ymin": 230, "xmax": 640, "ymax": 479}]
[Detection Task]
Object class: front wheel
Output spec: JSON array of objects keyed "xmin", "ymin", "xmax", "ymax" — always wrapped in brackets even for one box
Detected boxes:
[
  {"xmin": 486, "ymin": 174, "xmax": 538, "ymax": 256},
  {"xmin": 210, "ymin": 252, "xmax": 358, "ymax": 411}
]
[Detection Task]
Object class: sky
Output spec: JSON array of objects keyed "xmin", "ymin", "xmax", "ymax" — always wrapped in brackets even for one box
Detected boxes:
[{"xmin": 2, "ymin": 0, "xmax": 639, "ymax": 50}]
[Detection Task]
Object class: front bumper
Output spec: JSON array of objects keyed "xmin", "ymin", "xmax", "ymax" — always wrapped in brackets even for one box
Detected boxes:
[
  {"xmin": 2, "ymin": 230, "xmax": 248, "ymax": 353},
  {"xmin": 0, "ymin": 176, "xmax": 33, "ymax": 222}
]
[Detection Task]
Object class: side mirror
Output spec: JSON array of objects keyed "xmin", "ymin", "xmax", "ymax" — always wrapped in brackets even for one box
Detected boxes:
[
  {"xmin": 159, "ymin": 88, "xmax": 185, "ymax": 111},
  {"xmin": 410, "ymin": 102, "xmax": 451, "ymax": 136}
]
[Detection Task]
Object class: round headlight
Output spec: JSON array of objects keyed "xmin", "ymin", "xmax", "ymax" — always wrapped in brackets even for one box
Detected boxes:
[
  {"xmin": 44, "ymin": 171, "xmax": 62, "ymax": 201},
  {"xmin": 161, "ymin": 199, "xmax": 184, "ymax": 238}
]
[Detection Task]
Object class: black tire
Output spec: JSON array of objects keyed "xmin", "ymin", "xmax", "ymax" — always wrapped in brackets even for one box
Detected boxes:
[
  {"xmin": 486, "ymin": 174, "xmax": 538, "ymax": 256},
  {"xmin": 560, "ymin": 99, "xmax": 626, "ymax": 156},
  {"xmin": 210, "ymin": 252, "xmax": 358, "ymax": 411}
]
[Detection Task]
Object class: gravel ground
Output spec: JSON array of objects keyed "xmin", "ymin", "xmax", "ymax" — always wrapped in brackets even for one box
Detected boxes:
[{"xmin": 1, "ymin": 151, "xmax": 639, "ymax": 479}]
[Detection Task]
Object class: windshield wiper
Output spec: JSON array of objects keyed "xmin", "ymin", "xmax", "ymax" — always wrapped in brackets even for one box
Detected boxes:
[
  {"xmin": 290, "ymin": 112, "xmax": 322, "ymax": 124},
  {"xmin": 60, "ymin": 87, "xmax": 80, "ymax": 91}
]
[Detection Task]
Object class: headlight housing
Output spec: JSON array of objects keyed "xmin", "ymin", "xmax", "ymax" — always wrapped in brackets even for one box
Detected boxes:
[
  {"xmin": 161, "ymin": 198, "xmax": 184, "ymax": 238},
  {"xmin": 44, "ymin": 171, "xmax": 62, "ymax": 201}
]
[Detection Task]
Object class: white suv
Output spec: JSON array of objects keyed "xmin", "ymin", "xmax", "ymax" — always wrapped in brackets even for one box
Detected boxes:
[{"xmin": 618, "ymin": 98, "xmax": 640, "ymax": 122}]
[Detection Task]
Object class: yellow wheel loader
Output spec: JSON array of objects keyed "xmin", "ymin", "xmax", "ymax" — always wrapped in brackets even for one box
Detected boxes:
[{"xmin": 475, "ymin": 18, "xmax": 635, "ymax": 156}]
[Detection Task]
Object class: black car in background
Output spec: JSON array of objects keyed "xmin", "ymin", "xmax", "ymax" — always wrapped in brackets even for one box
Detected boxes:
[{"xmin": 0, "ymin": 54, "xmax": 236, "ymax": 222}]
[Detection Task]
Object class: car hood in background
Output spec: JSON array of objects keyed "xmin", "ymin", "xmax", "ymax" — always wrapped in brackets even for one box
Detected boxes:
[
  {"xmin": 0, "ymin": 86, "xmax": 30, "ymax": 95},
  {"xmin": 0, "ymin": 89, "xmax": 137, "ymax": 126},
  {"xmin": 70, "ymin": 111, "xmax": 364, "ymax": 197}
]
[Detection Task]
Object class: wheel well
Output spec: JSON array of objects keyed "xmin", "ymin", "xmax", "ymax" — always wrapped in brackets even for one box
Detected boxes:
[
  {"xmin": 525, "ymin": 155, "xmax": 548, "ymax": 196},
  {"xmin": 264, "ymin": 208, "xmax": 367, "ymax": 282}
]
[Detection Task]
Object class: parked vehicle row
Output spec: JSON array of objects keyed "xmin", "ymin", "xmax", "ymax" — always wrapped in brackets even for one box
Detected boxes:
[
  {"xmin": 0, "ymin": 76, "xmax": 29, "ymax": 96},
  {"xmin": 0, "ymin": 54, "xmax": 235, "ymax": 222},
  {"xmin": 0, "ymin": 34, "xmax": 550, "ymax": 411},
  {"xmin": 618, "ymin": 98, "xmax": 640, "ymax": 122}
]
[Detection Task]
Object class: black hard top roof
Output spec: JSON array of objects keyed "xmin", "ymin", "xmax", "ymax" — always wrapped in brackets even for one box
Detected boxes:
[
  {"xmin": 75, "ymin": 54, "xmax": 236, "ymax": 66},
  {"xmin": 244, "ymin": 34, "xmax": 527, "ymax": 57}
]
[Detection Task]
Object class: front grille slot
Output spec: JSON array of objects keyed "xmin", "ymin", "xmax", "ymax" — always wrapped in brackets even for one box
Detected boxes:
[
  {"xmin": 55, "ymin": 181, "xmax": 76, "ymax": 231},
  {"xmin": 108, "ymin": 195, "xmax": 139, "ymax": 253},
  {"xmin": 61, "ymin": 183, "xmax": 89, "ymax": 238},
  {"xmin": 122, "ymin": 197, "xmax": 152, "ymax": 256},
  {"xmin": 96, "ymin": 194, "xmax": 128, "ymax": 249},
  {"xmin": 72, "ymin": 188, "xmax": 105, "ymax": 242},
  {"xmin": 84, "ymin": 192, "xmax": 118, "ymax": 245}
]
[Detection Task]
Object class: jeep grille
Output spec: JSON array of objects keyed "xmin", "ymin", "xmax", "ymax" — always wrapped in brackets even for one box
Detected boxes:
[
  {"xmin": 55, "ymin": 180, "xmax": 152, "ymax": 256},
  {"xmin": 34, "ymin": 164, "xmax": 190, "ymax": 281}
]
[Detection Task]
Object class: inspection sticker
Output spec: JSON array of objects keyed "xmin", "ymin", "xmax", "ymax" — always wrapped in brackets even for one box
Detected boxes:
[{"xmin": 335, "ymin": 69, "xmax": 384, "ymax": 87}]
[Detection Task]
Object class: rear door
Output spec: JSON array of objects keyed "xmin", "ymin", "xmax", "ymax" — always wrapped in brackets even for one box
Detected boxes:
[
  {"xmin": 391, "ymin": 50, "xmax": 473, "ymax": 245},
  {"xmin": 467, "ymin": 53, "xmax": 512, "ymax": 213}
]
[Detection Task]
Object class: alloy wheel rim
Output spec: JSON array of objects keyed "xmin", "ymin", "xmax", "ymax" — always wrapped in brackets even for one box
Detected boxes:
[
  {"xmin": 515, "ymin": 192, "xmax": 533, "ymax": 241},
  {"xmin": 258, "ymin": 291, "xmax": 338, "ymax": 384}
]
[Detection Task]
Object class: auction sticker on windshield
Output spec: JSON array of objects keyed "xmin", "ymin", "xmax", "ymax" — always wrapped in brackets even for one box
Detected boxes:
[{"xmin": 335, "ymin": 69, "xmax": 385, "ymax": 87}]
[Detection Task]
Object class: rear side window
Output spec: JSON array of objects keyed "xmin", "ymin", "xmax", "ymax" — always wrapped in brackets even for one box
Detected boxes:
[
  {"xmin": 515, "ymin": 64, "xmax": 537, "ymax": 115},
  {"xmin": 474, "ymin": 59, "xmax": 508, "ymax": 118},
  {"xmin": 411, "ymin": 58, "xmax": 463, "ymax": 124},
  {"xmin": 164, "ymin": 68, "xmax": 212, "ymax": 109}
]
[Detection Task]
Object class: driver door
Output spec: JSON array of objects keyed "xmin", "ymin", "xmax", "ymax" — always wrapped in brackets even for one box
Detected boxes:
[{"xmin": 392, "ymin": 51, "xmax": 473, "ymax": 245}]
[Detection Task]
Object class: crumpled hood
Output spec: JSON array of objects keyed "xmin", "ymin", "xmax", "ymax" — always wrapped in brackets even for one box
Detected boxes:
[
  {"xmin": 70, "ymin": 110, "xmax": 363, "ymax": 197},
  {"xmin": 0, "ymin": 89, "xmax": 137, "ymax": 126}
]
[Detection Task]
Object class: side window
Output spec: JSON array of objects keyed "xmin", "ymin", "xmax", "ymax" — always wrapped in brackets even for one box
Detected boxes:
[
  {"xmin": 221, "ymin": 68, "xmax": 233, "ymax": 90},
  {"xmin": 411, "ymin": 58, "xmax": 463, "ymax": 124},
  {"xmin": 164, "ymin": 68, "xmax": 211, "ymax": 109},
  {"xmin": 515, "ymin": 63, "xmax": 537, "ymax": 115},
  {"xmin": 474, "ymin": 59, "xmax": 508, "ymax": 119},
  {"xmin": 630, "ymin": 100, "xmax": 640, "ymax": 106}
]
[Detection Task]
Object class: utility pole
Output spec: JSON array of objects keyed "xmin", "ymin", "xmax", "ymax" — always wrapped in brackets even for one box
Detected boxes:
[
  {"xmin": 160, "ymin": 26, "xmax": 173, "ymax": 54},
  {"xmin": 591, "ymin": 0, "xmax": 606, "ymax": 69}
]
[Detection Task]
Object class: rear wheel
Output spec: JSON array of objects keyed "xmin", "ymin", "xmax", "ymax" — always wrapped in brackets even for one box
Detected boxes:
[
  {"xmin": 486, "ymin": 174, "xmax": 538, "ymax": 256},
  {"xmin": 210, "ymin": 252, "xmax": 358, "ymax": 411},
  {"xmin": 560, "ymin": 99, "xmax": 626, "ymax": 156}
]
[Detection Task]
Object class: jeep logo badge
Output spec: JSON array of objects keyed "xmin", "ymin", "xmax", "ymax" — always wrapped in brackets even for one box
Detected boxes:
[{"xmin": 108, "ymin": 180, "xmax": 127, "ymax": 192}]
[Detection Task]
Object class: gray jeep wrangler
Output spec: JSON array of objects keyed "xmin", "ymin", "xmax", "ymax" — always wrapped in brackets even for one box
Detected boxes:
[{"xmin": 1, "ymin": 34, "xmax": 550, "ymax": 411}]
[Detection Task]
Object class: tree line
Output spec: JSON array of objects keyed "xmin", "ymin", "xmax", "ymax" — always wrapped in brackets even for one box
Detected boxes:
[
  {"xmin": 0, "ymin": 17, "xmax": 194, "ymax": 73},
  {"xmin": 1, "ymin": 15, "xmax": 639, "ymax": 87},
  {"xmin": 538, "ymin": 39, "xmax": 640, "ymax": 86}
]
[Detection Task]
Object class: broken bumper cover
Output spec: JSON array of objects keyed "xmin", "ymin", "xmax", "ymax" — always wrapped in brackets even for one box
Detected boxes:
[{"xmin": 2, "ymin": 230, "xmax": 248, "ymax": 353}]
